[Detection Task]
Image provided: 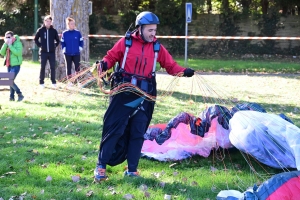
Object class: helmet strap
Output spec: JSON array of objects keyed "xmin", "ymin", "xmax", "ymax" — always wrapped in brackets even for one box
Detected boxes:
[{"xmin": 139, "ymin": 25, "xmax": 148, "ymax": 43}]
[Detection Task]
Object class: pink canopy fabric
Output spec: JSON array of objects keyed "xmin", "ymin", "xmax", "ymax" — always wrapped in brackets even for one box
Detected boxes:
[{"xmin": 142, "ymin": 118, "xmax": 232, "ymax": 161}]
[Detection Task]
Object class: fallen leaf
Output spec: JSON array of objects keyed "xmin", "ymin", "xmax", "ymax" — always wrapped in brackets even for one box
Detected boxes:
[
  {"xmin": 191, "ymin": 181, "xmax": 198, "ymax": 186},
  {"xmin": 72, "ymin": 175, "xmax": 80, "ymax": 182},
  {"xmin": 107, "ymin": 186, "xmax": 114, "ymax": 191},
  {"xmin": 40, "ymin": 189, "xmax": 44, "ymax": 194},
  {"xmin": 159, "ymin": 182, "xmax": 166, "ymax": 188},
  {"xmin": 231, "ymin": 98, "xmax": 238, "ymax": 103},
  {"xmin": 144, "ymin": 191, "xmax": 150, "ymax": 198},
  {"xmin": 40, "ymin": 164, "xmax": 48, "ymax": 168},
  {"xmin": 211, "ymin": 186, "xmax": 217, "ymax": 192},
  {"xmin": 139, "ymin": 184, "xmax": 148, "ymax": 191},
  {"xmin": 210, "ymin": 166, "xmax": 218, "ymax": 172},
  {"xmin": 151, "ymin": 172, "xmax": 160, "ymax": 178},
  {"xmin": 169, "ymin": 163, "xmax": 177, "ymax": 168},
  {"xmin": 123, "ymin": 194, "xmax": 134, "ymax": 199},
  {"xmin": 173, "ymin": 171, "xmax": 178, "ymax": 176},
  {"xmin": 86, "ymin": 190, "xmax": 93, "ymax": 197},
  {"xmin": 182, "ymin": 177, "xmax": 187, "ymax": 182},
  {"xmin": 110, "ymin": 190, "xmax": 117, "ymax": 195},
  {"xmin": 12, "ymin": 139, "xmax": 17, "ymax": 144},
  {"xmin": 33, "ymin": 149, "xmax": 39, "ymax": 154},
  {"xmin": 234, "ymin": 164, "xmax": 241, "ymax": 169},
  {"xmin": 164, "ymin": 194, "xmax": 172, "ymax": 200},
  {"xmin": 4, "ymin": 171, "xmax": 16, "ymax": 175},
  {"xmin": 46, "ymin": 175, "xmax": 52, "ymax": 181}
]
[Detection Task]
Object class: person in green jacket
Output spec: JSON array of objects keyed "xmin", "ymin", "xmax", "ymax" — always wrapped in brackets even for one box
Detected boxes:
[{"xmin": 0, "ymin": 31, "xmax": 24, "ymax": 101}]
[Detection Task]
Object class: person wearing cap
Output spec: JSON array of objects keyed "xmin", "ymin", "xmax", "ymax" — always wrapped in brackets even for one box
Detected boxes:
[{"xmin": 94, "ymin": 11, "xmax": 195, "ymax": 182}]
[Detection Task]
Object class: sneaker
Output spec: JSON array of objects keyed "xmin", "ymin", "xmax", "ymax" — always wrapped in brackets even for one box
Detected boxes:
[
  {"xmin": 94, "ymin": 165, "xmax": 108, "ymax": 182},
  {"xmin": 77, "ymin": 82, "xmax": 82, "ymax": 88},
  {"xmin": 40, "ymin": 84, "xmax": 45, "ymax": 89},
  {"xmin": 17, "ymin": 94, "xmax": 24, "ymax": 102},
  {"xmin": 52, "ymin": 84, "xmax": 57, "ymax": 88},
  {"xmin": 9, "ymin": 97, "xmax": 15, "ymax": 101},
  {"xmin": 124, "ymin": 171, "xmax": 140, "ymax": 177}
]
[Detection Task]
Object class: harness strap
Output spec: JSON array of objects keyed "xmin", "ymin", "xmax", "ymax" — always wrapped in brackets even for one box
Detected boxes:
[
  {"xmin": 130, "ymin": 100, "xmax": 145, "ymax": 118},
  {"xmin": 152, "ymin": 41, "xmax": 160, "ymax": 76},
  {"xmin": 121, "ymin": 32, "xmax": 160, "ymax": 76},
  {"xmin": 121, "ymin": 31, "xmax": 133, "ymax": 70}
]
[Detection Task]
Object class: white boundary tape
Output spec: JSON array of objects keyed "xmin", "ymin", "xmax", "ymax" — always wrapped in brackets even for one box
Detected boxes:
[
  {"xmin": 88, "ymin": 35, "xmax": 300, "ymax": 40},
  {"xmin": 1, "ymin": 35, "xmax": 300, "ymax": 40}
]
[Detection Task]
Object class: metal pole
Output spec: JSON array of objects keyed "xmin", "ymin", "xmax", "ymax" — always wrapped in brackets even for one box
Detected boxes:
[
  {"xmin": 33, "ymin": 0, "xmax": 39, "ymax": 61},
  {"xmin": 184, "ymin": 22, "xmax": 188, "ymax": 67}
]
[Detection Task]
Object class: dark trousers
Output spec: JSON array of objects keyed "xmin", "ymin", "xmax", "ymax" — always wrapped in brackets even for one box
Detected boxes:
[
  {"xmin": 64, "ymin": 54, "xmax": 80, "ymax": 76},
  {"xmin": 40, "ymin": 52, "xmax": 56, "ymax": 84},
  {"xmin": 98, "ymin": 93, "xmax": 151, "ymax": 172}
]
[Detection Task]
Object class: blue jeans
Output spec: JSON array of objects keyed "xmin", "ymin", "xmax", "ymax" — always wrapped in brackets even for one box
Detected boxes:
[{"xmin": 7, "ymin": 65, "xmax": 21, "ymax": 99}]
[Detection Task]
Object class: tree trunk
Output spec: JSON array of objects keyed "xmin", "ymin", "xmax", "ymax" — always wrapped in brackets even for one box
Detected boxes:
[
  {"xmin": 221, "ymin": 0, "xmax": 229, "ymax": 14},
  {"xmin": 240, "ymin": 0, "xmax": 252, "ymax": 15},
  {"xmin": 261, "ymin": 0, "xmax": 269, "ymax": 15},
  {"xmin": 49, "ymin": 0, "xmax": 89, "ymax": 81},
  {"xmin": 207, "ymin": 0, "xmax": 212, "ymax": 14}
]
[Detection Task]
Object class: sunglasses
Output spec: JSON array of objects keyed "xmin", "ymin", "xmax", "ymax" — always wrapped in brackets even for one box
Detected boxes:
[{"xmin": 6, "ymin": 37, "xmax": 11, "ymax": 38}]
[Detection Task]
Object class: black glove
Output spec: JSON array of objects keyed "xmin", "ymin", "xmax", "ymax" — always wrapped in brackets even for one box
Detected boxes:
[
  {"xmin": 183, "ymin": 68, "xmax": 195, "ymax": 77},
  {"xmin": 96, "ymin": 60, "xmax": 108, "ymax": 72}
]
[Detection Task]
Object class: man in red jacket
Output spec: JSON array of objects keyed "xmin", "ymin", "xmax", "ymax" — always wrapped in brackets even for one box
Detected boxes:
[{"xmin": 94, "ymin": 11, "xmax": 194, "ymax": 182}]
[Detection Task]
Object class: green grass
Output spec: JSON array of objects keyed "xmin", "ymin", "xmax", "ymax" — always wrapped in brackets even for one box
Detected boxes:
[
  {"xmin": 0, "ymin": 59, "xmax": 299, "ymax": 199},
  {"xmin": 175, "ymin": 58, "xmax": 300, "ymax": 73}
]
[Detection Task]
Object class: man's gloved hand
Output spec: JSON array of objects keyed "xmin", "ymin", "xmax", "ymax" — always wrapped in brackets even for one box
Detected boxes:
[
  {"xmin": 95, "ymin": 60, "xmax": 108, "ymax": 72},
  {"xmin": 183, "ymin": 68, "xmax": 195, "ymax": 77}
]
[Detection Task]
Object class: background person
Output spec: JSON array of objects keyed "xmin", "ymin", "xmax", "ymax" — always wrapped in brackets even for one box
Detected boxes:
[
  {"xmin": 94, "ymin": 11, "xmax": 195, "ymax": 182},
  {"xmin": 0, "ymin": 31, "xmax": 24, "ymax": 101},
  {"xmin": 61, "ymin": 17, "xmax": 84, "ymax": 84},
  {"xmin": 34, "ymin": 15, "xmax": 60, "ymax": 88}
]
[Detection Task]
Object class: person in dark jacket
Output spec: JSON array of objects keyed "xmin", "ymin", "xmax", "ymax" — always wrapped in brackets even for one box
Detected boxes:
[
  {"xmin": 34, "ymin": 15, "xmax": 60, "ymax": 88},
  {"xmin": 93, "ymin": 11, "xmax": 195, "ymax": 182},
  {"xmin": 0, "ymin": 31, "xmax": 24, "ymax": 101},
  {"xmin": 61, "ymin": 17, "xmax": 83, "ymax": 81}
]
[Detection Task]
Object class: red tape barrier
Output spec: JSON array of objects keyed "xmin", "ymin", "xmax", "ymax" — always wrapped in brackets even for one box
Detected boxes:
[{"xmin": 1, "ymin": 35, "xmax": 300, "ymax": 40}]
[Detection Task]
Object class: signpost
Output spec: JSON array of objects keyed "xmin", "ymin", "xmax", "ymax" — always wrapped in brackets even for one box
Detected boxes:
[
  {"xmin": 185, "ymin": 3, "xmax": 192, "ymax": 66},
  {"xmin": 32, "ymin": 0, "xmax": 39, "ymax": 61}
]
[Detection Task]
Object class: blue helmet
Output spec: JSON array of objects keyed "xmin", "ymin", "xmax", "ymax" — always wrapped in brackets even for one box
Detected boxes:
[{"xmin": 135, "ymin": 11, "xmax": 160, "ymax": 27}]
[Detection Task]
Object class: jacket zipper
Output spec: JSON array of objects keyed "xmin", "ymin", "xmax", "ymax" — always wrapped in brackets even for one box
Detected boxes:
[
  {"xmin": 138, "ymin": 45, "xmax": 144, "ymax": 74},
  {"xmin": 71, "ymin": 31, "xmax": 74, "ymax": 55},
  {"xmin": 47, "ymin": 29, "xmax": 49, "ymax": 52},
  {"xmin": 142, "ymin": 58, "xmax": 147, "ymax": 76},
  {"xmin": 134, "ymin": 57, "xmax": 138, "ymax": 74}
]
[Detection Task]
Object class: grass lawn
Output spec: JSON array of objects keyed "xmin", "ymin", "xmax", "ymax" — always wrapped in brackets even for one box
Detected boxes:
[
  {"xmin": 175, "ymin": 58, "xmax": 300, "ymax": 73},
  {"xmin": 0, "ymin": 58, "xmax": 299, "ymax": 199}
]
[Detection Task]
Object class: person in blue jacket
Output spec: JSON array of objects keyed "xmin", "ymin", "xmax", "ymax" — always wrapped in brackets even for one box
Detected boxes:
[{"xmin": 61, "ymin": 17, "xmax": 84, "ymax": 78}]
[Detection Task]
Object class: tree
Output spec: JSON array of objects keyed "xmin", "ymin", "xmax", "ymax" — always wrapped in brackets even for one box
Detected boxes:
[
  {"xmin": 261, "ymin": 0, "xmax": 269, "ymax": 14},
  {"xmin": 207, "ymin": 0, "xmax": 212, "ymax": 13},
  {"xmin": 49, "ymin": 0, "xmax": 89, "ymax": 80}
]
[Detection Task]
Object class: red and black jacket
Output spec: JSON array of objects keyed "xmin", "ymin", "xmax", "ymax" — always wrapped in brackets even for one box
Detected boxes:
[{"xmin": 102, "ymin": 31, "xmax": 185, "ymax": 78}]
